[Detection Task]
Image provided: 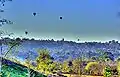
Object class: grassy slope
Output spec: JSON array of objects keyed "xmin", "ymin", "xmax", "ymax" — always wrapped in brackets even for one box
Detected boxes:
[{"xmin": 1, "ymin": 57, "xmax": 47, "ymax": 77}]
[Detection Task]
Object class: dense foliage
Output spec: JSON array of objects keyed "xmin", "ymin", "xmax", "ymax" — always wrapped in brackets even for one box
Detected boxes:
[
  {"xmin": 1, "ymin": 58, "xmax": 47, "ymax": 77},
  {"xmin": 36, "ymin": 49, "xmax": 56, "ymax": 74},
  {"xmin": 117, "ymin": 62, "xmax": 120, "ymax": 76},
  {"xmin": 103, "ymin": 66, "xmax": 112, "ymax": 77}
]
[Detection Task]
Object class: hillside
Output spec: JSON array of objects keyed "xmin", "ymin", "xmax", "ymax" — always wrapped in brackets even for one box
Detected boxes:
[
  {"xmin": 1, "ymin": 57, "xmax": 47, "ymax": 77},
  {"xmin": 1, "ymin": 38, "xmax": 120, "ymax": 62}
]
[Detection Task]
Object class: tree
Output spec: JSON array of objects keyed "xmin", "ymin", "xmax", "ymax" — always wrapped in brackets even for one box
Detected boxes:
[
  {"xmin": 31, "ymin": 38, "xmax": 35, "ymax": 41},
  {"xmin": 47, "ymin": 62, "xmax": 59, "ymax": 74},
  {"xmin": 91, "ymin": 56, "xmax": 97, "ymax": 61},
  {"xmin": 68, "ymin": 61, "xmax": 73, "ymax": 77},
  {"xmin": 0, "ymin": 0, "xmax": 13, "ymax": 26},
  {"xmin": 36, "ymin": 49, "xmax": 51, "ymax": 62},
  {"xmin": 0, "ymin": 1, "xmax": 14, "ymax": 76},
  {"xmin": 103, "ymin": 66, "xmax": 112, "ymax": 77},
  {"xmin": 16, "ymin": 38, "xmax": 21, "ymax": 41},
  {"xmin": 61, "ymin": 61, "xmax": 71, "ymax": 73},
  {"xmin": 0, "ymin": 0, "xmax": 21, "ymax": 58},
  {"xmin": 36, "ymin": 49, "xmax": 54, "ymax": 74},
  {"xmin": 2, "ymin": 38, "xmax": 22, "ymax": 58},
  {"xmin": 116, "ymin": 57, "xmax": 120, "ymax": 62},
  {"xmin": 96, "ymin": 49, "xmax": 114, "ymax": 62},
  {"xmin": 117, "ymin": 61, "xmax": 120, "ymax": 76},
  {"xmin": 72, "ymin": 58, "xmax": 81, "ymax": 75},
  {"xmin": 95, "ymin": 49, "xmax": 116, "ymax": 76},
  {"xmin": 0, "ymin": 1, "xmax": 32, "ymax": 77},
  {"xmin": 104, "ymin": 52, "xmax": 114, "ymax": 61},
  {"xmin": 85, "ymin": 62, "xmax": 103, "ymax": 76}
]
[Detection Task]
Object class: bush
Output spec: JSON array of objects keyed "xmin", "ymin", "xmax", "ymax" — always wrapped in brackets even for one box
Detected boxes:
[
  {"xmin": 85, "ymin": 62, "xmax": 103, "ymax": 75},
  {"xmin": 85, "ymin": 62, "xmax": 98, "ymax": 70},
  {"xmin": 72, "ymin": 58, "xmax": 81, "ymax": 74},
  {"xmin": 103, "ymin": 66, "xmax": 112, "ymax": 77},
  {"xmin": 36, "ymin": 49, "xmax": 53, "ymax": 73},
  {"xmin": 61, "ymin": 61, "xmax": 71, "ymax": 73},
  {"xmin": 117, "ymin": 62, "xmax": 120, "ymax": 75}
]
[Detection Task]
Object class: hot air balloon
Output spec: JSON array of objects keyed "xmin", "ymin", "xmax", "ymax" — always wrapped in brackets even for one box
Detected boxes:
[
  {"xmin": 33, "ymin": 12, "xmax": 36, "ymax": 16},
  {"xmin": 59, "ymin": 16, "xmax": 62, "ymax": 19},
  {"xmin": 25, "ymin": 31, "xmax": 28, "ymax": 35}
]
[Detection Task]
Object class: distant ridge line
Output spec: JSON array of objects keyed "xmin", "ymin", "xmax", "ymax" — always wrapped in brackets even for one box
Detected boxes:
[{"xmin": 0, "ymin": 37, "xmax": 120, "ymax": 43}]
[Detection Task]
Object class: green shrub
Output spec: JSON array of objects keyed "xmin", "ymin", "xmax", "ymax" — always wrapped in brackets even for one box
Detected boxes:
[{"xmin": 103, "ymin": 66, "xmax": 112, "ymax": 77}]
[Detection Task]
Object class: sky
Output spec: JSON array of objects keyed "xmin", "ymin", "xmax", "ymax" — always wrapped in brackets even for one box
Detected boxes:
[{"xmin": 1, "ymin": 0, "xmax": 120, "ymax": 42}]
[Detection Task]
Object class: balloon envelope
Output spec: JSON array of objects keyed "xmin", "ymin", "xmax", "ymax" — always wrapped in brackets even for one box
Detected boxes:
[
  {"xmin": 59, "ymin": 17, "xmax": 62, "ymax": 19},
  {"xmin": 25, "ymin": 31, "xmax": 28, "ymax": 35},
  {"xmin": 33, "ymin": 13, "xmax": 36, "ymax": 16}
]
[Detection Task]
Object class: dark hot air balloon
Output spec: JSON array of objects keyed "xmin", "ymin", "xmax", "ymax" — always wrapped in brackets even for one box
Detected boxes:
[
  {"xmin": 25, "ymin": 31, "xmax": 28, "ymax": 35},
  {"xmin": 33, "ymin": 12, "xmax": 36, "ymax": 16},
  {"xmin": 59, "ymin": 16, "xmax": 62, "ymax": 19}
]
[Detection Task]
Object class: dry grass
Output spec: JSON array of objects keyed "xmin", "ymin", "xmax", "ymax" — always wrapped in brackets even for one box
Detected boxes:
[
  {"xmin": 63, "ymin": 74, "xmax": 102, "ymax": 77},
  {"xmin": 63, "ymin": 74, "xmax": 120, "ymax": 77}
]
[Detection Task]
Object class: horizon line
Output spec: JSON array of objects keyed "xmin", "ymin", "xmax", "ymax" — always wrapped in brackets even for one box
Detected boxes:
[{"xmin": 1, "ymin": 36, "xmax": 120, "ymax": 43}]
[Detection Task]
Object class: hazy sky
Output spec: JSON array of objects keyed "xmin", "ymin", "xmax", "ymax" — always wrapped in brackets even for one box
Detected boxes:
[{"xmin": 1, "ymin": 0, "xmax": 120, "ymax": 42}]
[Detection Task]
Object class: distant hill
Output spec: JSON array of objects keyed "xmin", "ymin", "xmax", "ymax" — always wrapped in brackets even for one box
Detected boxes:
[
  {"xmin": 1, "ymin": 38, "xmax": 120, "ymax": 62},
  {"xmin": 1, "ymin": 57, "xmax": 47, "ymax": 77}
]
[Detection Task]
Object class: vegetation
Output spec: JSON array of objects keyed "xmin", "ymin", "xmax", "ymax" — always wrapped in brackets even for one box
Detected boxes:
[
  {"xmin": 3, "ymin": 39, "xmax": 22, "ymax": 58},
  {"xmin": 2, "ymin": 47, "xmax": 119, "ymax": 77},
  {"xmin": 0, "ymin": 0, "xmax": 119, "ymax": 77},
  {"xmin": 35, "ymin": 49, "xmax": 55, "ymax": 75},
  {"xmin": 1, "ymin": 41, "xmax": 119, "ymax": 77},
  {"xmin": 117, "ymin": 61, "xmax": 120, "ymax": 76},
  {"xmin": 0, "ymin": 1, "xmax": 24, "ymax": 77},
  {"xmin": 72, "ymin": 58, "xmax": 81, "ymax": 75},
  {"xmin": 62, "ymin": 61, "xmax": 71, "ymax": 73},
  {"xmin": 85, "ymin": 62, "xmax": 100, "ymax": 75},
  {"xmin": 103, "ymin": 66, "xmax": 112, "ymax": 77},
  {"xmin": 0, "ymin": 0, "xmax": 13, "ymax": 26},
  {"xmin": 1, "ymin": 58, "xmax": 47, "ymax": 77}
]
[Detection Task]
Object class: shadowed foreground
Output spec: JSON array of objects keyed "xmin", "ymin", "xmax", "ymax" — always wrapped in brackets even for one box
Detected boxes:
[{"xmin": 1, "ymin": 57, "xmax": 47, "ymax": 77}]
